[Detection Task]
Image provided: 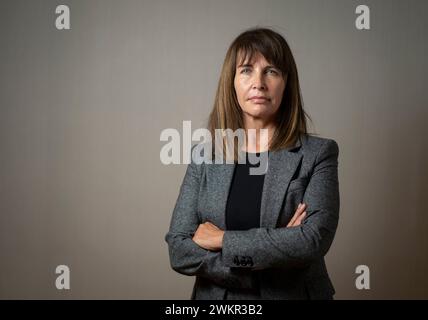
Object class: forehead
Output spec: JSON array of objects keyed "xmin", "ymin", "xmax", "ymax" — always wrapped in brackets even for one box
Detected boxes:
[{"xmin": 236, "ymin": 50, "xmax": 271, "ymax": 67}]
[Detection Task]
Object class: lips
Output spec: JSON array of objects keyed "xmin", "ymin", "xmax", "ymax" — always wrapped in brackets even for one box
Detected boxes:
[
  {"xmin": 249, "ymin": 96, "xmax": 269, "ymax": 100},
  {"xmin": 249, "ymin": 96, "xmax": 270, "ymax": 103}
]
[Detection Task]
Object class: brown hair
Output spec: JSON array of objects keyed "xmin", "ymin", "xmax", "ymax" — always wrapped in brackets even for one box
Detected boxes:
[{"xmin": 207, "ymin": 27, "xmax": 312, "ymax": 160}]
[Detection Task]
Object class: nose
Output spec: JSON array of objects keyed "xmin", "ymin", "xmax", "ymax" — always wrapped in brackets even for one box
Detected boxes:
[{"xmin": 252, "ymin": 72, "xmax": 266, "ymax": 90}]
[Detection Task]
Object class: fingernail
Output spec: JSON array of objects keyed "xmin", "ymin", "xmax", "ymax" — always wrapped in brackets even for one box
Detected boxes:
[{"xmin": 298, "ymin": 203, "xmax": 302, "ymax": 208}]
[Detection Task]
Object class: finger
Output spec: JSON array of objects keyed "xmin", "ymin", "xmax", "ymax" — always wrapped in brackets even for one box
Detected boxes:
[
  {"xmin": 288, "ymin": 203, "xmax": 306, "ymax": 227},
  {"xmin": 294, "ymin": 211, "xmax": 306, "ymax": 226},
  {"xmin": 205, "ymin": 221, "xmax": 221, "ymax": 230},
  {"xmin": 289, "ymin": 212, "xmax": 303, "ymax": 227},
  {"xmin": 287, "ymin": 209, "xmax": 299, "ymax": 227},
  {"xmin": 202, "ymin": 221, "xmax": 213, "ymax": 229},
  {"xmin": 287, "ymin": 203, "xmax": 302, "ymax": 226},
  {"xmin": 287, "ymin": 203, "xmax": 306, "ymax": 227}
]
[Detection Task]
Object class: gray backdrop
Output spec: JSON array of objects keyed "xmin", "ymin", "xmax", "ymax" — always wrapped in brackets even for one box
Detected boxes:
[{"xmin": 1, "ymin": 0, "xmax": 427, "ymax": 299}]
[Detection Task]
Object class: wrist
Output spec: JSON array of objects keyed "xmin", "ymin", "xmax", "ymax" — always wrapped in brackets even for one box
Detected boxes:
[{"xmin": 218, "ymin": 230, "xmax": 225, "ymax": 249}]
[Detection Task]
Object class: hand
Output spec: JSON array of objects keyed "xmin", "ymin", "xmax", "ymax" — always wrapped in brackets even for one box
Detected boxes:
[
  {"xmin": 286, "ymin": 203, "xmax": 307, "ymax": 227},
  {"xmin": 192, "ymin": 221, "xmax": 225, "ymax": 251}
]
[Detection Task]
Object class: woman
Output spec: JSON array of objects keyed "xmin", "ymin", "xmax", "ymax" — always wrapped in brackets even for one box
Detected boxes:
[{"xmin": 165, "ymin": 27, "xmax": 340, "ymax": 300}]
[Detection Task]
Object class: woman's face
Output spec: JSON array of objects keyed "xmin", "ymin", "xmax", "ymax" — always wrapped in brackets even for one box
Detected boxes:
[{"xmin": 234, "ymin": 52, "xmax": 286, "ymax": 124}]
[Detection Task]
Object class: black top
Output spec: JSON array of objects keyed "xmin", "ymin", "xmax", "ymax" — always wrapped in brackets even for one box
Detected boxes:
[{"xmin": 225, "ymin": 151, "xmax": 268, "ymax": 231}]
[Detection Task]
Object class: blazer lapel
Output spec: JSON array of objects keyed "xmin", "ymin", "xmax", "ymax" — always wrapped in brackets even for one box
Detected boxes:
[
  {"xmin": 214, "ymin": 163, "xmax": 235, "ymax": 230},
  {"xmin": 260, "ymin": 140, "xmax": 303, "ymax": 228}
]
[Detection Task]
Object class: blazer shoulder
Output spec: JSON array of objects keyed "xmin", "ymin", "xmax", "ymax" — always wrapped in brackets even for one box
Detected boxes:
[{"xmin": 301, "ymin": 134, "xmax": 339, "ymax": 156}]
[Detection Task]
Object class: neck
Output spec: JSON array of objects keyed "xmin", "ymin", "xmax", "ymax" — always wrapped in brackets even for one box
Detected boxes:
[{"xmin": 242, "ymin": 117, "xmax": 276, "ymax": 153}]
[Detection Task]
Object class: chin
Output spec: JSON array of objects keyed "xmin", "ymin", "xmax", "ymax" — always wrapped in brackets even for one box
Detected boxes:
[
  {"xmin": 244, "ymin": 111, "xmax": 272, "ymax": 121},
  {"xmin": 243, "ymin": 105, "xmax": 271, "ymax": 118}
]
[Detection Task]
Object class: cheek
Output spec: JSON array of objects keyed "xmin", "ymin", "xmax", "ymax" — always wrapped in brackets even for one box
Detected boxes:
[
  {"xmin": 272, "ymin": 83, "xmax": 285, "ymax": 106},
  {"xmin": 234, "ymin": 78, "xmax": 246, "ymax": 103}
]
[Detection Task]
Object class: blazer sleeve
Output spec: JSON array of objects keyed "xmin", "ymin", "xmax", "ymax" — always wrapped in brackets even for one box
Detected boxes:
[
  {"xmin": 165, "ymin": 146, "xmax": 255, "ymax": 289},
  {"xmin": 221, "ymin": 139, "xmax": 340, "ymax": 270}
]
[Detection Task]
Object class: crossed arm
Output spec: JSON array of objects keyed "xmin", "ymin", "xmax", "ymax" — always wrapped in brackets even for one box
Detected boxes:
[
  {"xmin": 165, "ymin": 139, "xmax": 339, "ymax": 288},
  {"xmin": 192, "ymin": 203, "xmax": 307, "ymax": 251}
]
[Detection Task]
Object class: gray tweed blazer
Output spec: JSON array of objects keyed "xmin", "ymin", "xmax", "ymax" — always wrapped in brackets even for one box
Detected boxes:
[{"xmin": 165, "ymin": 134, "xmax": 340, "ymax": 300}]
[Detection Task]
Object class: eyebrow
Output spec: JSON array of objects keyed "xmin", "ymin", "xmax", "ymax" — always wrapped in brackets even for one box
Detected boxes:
[{"xmin": 237, "ymin": 63, "xmax": 278, "ymax": 69}]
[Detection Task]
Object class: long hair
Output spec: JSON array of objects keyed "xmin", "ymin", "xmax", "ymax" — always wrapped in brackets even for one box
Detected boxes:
[{"xmin": 207, "ymin": 27, "xmax": 312, "ymax": 161}]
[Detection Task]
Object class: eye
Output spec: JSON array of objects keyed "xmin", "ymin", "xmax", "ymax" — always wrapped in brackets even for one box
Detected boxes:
[
  {"xmin": 267, "ymin": 69, "xmax": 279, "ymax": 75},
  {"xmin": 240, "ymin": 67, "xmax": 251, "ymax": 74}
]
